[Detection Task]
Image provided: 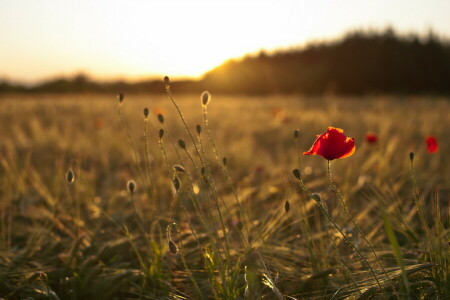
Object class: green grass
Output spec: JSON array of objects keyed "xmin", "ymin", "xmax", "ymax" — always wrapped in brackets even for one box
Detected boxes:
[{"xmin": 0, "ymin": 92, "xmax": 448, "ymax": 299}]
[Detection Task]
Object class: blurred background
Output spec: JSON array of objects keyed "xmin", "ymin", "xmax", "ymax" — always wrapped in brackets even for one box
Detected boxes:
[
  {"xmin": 0, "ymin": 2, "xmax": 449, "ymax": 298},
  {"xmin": 1, "ymin": 0, "xmax": 450, "ymax": 95}
]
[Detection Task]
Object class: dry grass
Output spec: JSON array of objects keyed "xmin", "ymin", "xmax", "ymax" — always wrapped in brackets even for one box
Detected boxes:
[{"xmin": 0, "ymin": 92, "xmax": 448, "ymax": 299}]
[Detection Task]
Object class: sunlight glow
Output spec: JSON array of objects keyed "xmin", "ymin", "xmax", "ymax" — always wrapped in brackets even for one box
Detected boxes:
[{"xmin": 1, "ymin": 0, "xmax": 450, "ymax": 83}]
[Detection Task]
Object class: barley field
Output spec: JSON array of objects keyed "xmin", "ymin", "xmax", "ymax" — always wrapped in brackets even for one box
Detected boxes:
[{"xmin": 0, "ymin": 91, "xmax": 449, "ymax": 299}]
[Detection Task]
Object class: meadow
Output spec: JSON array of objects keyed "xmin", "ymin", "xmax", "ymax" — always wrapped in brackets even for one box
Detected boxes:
[{"xmin": 0, "ymin": 89, "xmax": 448, "ymax": 299}]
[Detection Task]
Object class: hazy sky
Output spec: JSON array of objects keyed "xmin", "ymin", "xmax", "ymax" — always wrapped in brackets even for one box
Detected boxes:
[{"xmin": 1, "ymin": 0, "xmax": 450, "ymax": 83}]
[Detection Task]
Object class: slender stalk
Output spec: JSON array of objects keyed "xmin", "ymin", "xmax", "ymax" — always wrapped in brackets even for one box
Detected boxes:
[
  {"xmin": 293, "ymin": 170, "xmax": 383, "ymax": 289},
  {"xmin": 409, "ymin": 156, "xmax": 430, "ymax": 236},
  {"xmin": 202, "ymin": 106, "xmax": 251, "ymax": 247},
  {"xmin": 158, "ymin": 135, "xmax": 201, "ymax": 249},
  {"xmin": 161, "ymin": 124, "xmax": 210, "ymax": 232},
  {"xmin": 164, "ymin": 85, "xmax": 231, "ymax": 259},
  {"xmin": 293, "ymin": 132, "xmax": 319, "ymax": 271},
  {"xmin": 160, "ymin": 129, "xmax": 225, "ymax": 263},
  {"xmin": 164, "ymin": 84, "xmax": 205, "ymax": 166},
  {"xmin": 66, "ymin": 180, "xmax": 79, "ymax": 237},
  {"xmin": 171, "ymin": 223, "xmax": 205, "ymax": 300},
  {"xmin": 129, "ymin": 192, "xmax": 152, "ymax": 253},
  {"xmin": 143, "ymin": 117, "xmax": 154, "ymax": 198},
  {"xmin": 182, "ymin": 147, "xmax": 230, "ymax": 260},
  {"xmin": 117, "ymin": 103, "xmax": 147, "ymax": 193},
  {"xmin": 327, "ymin": 161, "xmax": 393, "ymax": 286}
]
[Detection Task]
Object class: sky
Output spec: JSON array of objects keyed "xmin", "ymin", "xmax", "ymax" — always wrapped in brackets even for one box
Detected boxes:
[{"xmin": 1, "ymin": 0, "xmax": 450, "ymax": 84}]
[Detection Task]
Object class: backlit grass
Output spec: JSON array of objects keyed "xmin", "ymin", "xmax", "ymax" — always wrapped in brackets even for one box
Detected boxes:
[{"xmin": 0, "ymin": 91, "xmax": 448, "ymax": 299}]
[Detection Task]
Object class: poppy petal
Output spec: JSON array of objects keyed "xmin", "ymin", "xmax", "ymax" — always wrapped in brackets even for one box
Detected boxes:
[{"xmin": 304, "ymin": 127, "xmax": 356, "ymax": 160}]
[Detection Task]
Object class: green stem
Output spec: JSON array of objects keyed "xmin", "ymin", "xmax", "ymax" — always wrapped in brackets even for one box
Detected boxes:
[
  {"xmin": 182, "ymin": 148, "xmax": 231, "ymax": 261},
  {"xmin": 295, "ymin": 171, "xmax": 383, "ymax": 289},
  {"xmin": 172, "ymin": 223, "xmax": 206, "ymax": 300},
  {"xmin": 143, "ymin": 118, "xmax": 154, "ymax": 198},
  {"xmin": 409, "ymin": 158, "xmax": 429, "ymax": 236},
  {"xmin": 326, "ymin": 161, "xmax": 393, "ymax": 286},
  {"xmin": 117, "ymin": 103, "xmax": 147, "ymax": 194},
  {"xmin": 202, "ymin": 107, "xmax": 251, "ymax": 248},
  {"xmin": 158, "ymin": 136, "xmax": 201, "ymax": 249},
  {"xmin": 165, "ymin": 85, "xmax": 231, "ymax": 261}
]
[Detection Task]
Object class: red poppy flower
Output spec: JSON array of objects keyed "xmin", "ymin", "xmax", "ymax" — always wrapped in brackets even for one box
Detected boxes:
[
  {"xmin": 426, "ymin": 136, "xmax": 438, "ymax": 153},
  {"xmin": 365, "ymin": 133, "xmax": 378, "ymax": 144},
  {"xmin": 304, "ymin": 127, "xmax": 356, "ymax": 160}
]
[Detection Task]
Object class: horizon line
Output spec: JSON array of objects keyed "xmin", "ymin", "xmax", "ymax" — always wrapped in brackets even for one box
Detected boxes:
[{"xmin": 3, "ymin": 26, "xmax": 449, "ymax": 87}]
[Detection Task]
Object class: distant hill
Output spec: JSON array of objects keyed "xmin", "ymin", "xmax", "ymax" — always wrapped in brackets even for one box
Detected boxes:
[
  {"xmin": 2, "ymin": 29, "xmax": 450, "ymax": 95},
  {"xmin": 203, "ymin": 29, "xmax": 450, "ymax": 94}
]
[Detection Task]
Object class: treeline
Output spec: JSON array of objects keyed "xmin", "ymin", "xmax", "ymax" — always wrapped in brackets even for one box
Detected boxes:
[
  {"xmin": 0, "ymin": 75, "xmax": 203, "ymax": 94},
  {"xmin": 2, "ymin": 28, "xmax": 450, "ymax": 95},
  {"xmin": 203, "ymin": 29, "xmax": 450, "ymax": 94}
]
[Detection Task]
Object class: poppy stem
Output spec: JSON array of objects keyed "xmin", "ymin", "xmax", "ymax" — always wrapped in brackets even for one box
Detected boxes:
[
  {"xmin": 326, "ymin": 161, "xmax": 395, "ymax": 289},
  {"xmin": 293, "ymin": 170, "xmax": 384, "ymax": 290},
  {"xmin": 409, "ymin": 157, "xmax": 430, "ymax": 235}
]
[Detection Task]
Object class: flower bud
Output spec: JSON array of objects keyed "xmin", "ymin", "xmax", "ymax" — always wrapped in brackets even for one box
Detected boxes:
[
  {"xmin": 168, "ymin": 240, "xmax": 178, "ymax": 255},
  {"xmin": 143, "ymin": 107, "xmax": 149, "ymax": 119},
  {"xmin": 157, "ymin": 114, "xmax": 164, "ymax": 124},
  {"xmin": 164, "ymin": 76, "xmax": 170, "ymax": 85},
  {"xmin": 201, "ymin": 91, "xmax": 211, "ymax": 106},
  {"xmin": 311, "ymin": 193, "xmax": 321, "ymax": 202},
  {"xmin": 173, "ymin": 177, "xmax": 181, "ymax": 191},
  {"xmin": 173, "ymin": 164, "xmax": 186, "ymax": 173},
  {"xmin": 118, "ymin": 93, "xmax": 124, "ymax": 103},
  {"xmin": 127, "ymin": 180, "xmax": 136, "ymax": 194},
  {"xmin": 66, "ymin": 169, "xmax": 75, "ymax": 184},
  {"xmin": 284, "ymin": 200, "xmax": 290, "ymax": 213}
]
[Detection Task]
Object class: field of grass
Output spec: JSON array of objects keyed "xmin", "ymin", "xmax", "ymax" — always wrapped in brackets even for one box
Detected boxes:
[{"xmin": 0, "ymin": 90, "xmax": 449, "ymax": 299}]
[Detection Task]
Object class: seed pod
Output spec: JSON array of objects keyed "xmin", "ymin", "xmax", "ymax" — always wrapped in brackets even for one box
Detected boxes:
[
  {"xmin": 196, "ymin": 124, "xmax": 201, "ymax": 135},
  {"xmin": 222, "ymin": 157, "xmax": 227, "ymax": 166},
  {"xmin": 201, "ymin": 91, "xmax": 211, "ymax": 106},
  {"xmin": 118, "ymin": 93, "xmax": 124, "ymax": 103},
  {"xmin": 164, "ymin": 76, "xmax": 170, "ymax": 85},
  {"xmin": 409, "ymin": 152, "xmax": 414, "ymax": 161},
  {"xmin": 294, "ymin": 129, "xmax": 300, "ymax": 139},
  {"xmin": 168, "ymin": 240, "xmax": 178, "ymax": 255},
  {"xmin": 159, "ymin": 129, "xmax": 165, "ymax": 139},
  {"xmin": 311, "ymin": 193, "xmax": 321, "ymax": 202},
  {"xmin": 157, "ymin": 114, "xmax": 164, "ymax": 124},
  {"xmin": 143, "ymin": 107, "xmax": 149, "ymax": 118},
  {"xmin": 173, "ymin": 177, "xmax": 181, "ymax": 191},
  {"xmin": 66, "ymin": 169, "xmax": 75, "ymax": 184},
  {"xmin": 178, "ymin": 139, "xmax": 186, "ymax": 149},
  {"xmin": 127, "ymin": 180, "xmax": 136, "ymax": 194},
  {"xmin": 284, "ymin": 200, "xmax": 290, "ymax": 213},
  {"xmin": 173, "ymin": 164, "xmax": 186, "ymax": 173},
  {"xmin": 292, "ymin": 169, "xmax": 301, "ymax": 180}
]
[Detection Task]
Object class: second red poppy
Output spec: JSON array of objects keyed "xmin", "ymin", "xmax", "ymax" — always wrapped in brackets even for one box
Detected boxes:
[{"xmin": 426, "ymin": 136, "xmax": 438, "ymax": 153}]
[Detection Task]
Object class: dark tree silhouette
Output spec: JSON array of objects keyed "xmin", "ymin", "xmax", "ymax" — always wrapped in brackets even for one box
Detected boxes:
[{"xmin": 1, "ymin": 29, "xmax": 450, "ymax": 95}]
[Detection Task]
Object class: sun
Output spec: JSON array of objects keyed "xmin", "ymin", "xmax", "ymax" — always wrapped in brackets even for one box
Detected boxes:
[{"xmin": 84, "ymin": 1, "xmax": 286, "ymax": 80}]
